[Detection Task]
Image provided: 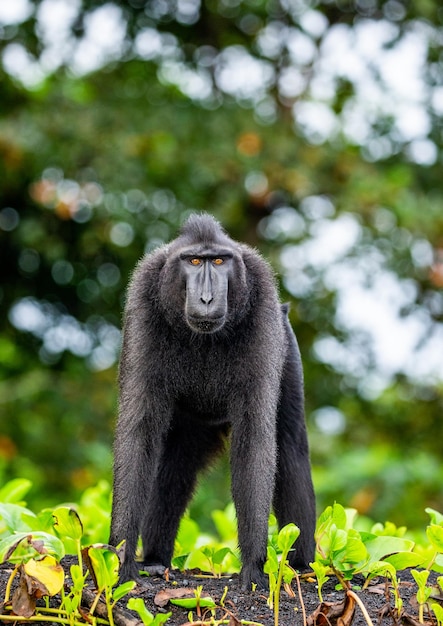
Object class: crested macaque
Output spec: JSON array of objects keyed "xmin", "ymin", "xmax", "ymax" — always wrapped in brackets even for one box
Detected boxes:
[{"xmin": 110, "ymin": 214, "xmax": 316, "ymax": 589}]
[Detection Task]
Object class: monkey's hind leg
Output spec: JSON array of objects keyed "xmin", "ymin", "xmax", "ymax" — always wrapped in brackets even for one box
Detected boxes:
[
  {"xmin": 140, "ymin": 420, "xmax": 226, "ymax": 571},
  {"xmin": 273, "ymin": 362, "xmax": 316, "ymax": 569}
]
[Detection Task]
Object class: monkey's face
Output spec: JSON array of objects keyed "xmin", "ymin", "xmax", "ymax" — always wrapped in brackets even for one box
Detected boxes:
[{"xmin": 180, "ymin": 249, "xmax": 233, "ymax": 334}]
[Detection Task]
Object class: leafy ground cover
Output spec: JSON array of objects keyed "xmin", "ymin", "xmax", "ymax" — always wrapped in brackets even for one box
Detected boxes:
[
  {"xmin": 2, "ymin": 479, "xmax": 443, "ymax": 626},
  {"xmin": 0, "ymin": 554, "xmax": 441, "ymax": 626}
]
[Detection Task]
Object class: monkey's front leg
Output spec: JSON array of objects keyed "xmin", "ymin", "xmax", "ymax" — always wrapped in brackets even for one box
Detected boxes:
[
  {"xmin": 230, "ymin": 413, "xmax": 277, "ymax": 591},
  {"xmin": 109, "ymin": 417, "xmax": 164, "ymax": 583}
]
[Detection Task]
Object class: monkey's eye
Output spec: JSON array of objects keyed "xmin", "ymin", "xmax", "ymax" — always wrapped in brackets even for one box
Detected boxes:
[
  {"xmin": 213, "ymin": 258, "xmax": 224, "ymax": 265},
  {"xmin": 190, "ymin": 258, "xmax": 202, "ymax": 266}
]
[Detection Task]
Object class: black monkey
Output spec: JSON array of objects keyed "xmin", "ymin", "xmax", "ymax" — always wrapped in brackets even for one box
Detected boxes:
[{"xmin": 110, "ymin": 214, "xmax": 315, "ymax": 589}]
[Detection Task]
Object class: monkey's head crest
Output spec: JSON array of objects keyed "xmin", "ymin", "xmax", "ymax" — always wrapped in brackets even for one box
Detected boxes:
[{"xmin": 179, "ymin": 213, "xmax": 231, "ymax": 246}]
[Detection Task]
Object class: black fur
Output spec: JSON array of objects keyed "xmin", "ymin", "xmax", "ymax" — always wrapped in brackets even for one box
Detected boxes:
[{"xmin": 109, "ymin": 214, "xmax": 316, "ymax": 589}]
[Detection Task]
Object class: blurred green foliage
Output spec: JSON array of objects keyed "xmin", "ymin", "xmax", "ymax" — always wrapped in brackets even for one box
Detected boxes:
[{"xmin": 0, "ymin": 0, "xmax": 442, "ymax": 531}]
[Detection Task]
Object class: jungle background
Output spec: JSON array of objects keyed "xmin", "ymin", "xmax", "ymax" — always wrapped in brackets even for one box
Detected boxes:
[{"xmin": 0, "ymin": 0, "xmax": 442, "ymax": 536}]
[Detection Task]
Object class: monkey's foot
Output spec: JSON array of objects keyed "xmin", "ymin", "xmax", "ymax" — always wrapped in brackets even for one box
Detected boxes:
[
  {"xmin": 140, "ymin": 563, "xmax": 168, "ymax": 577},
  {"xmin": 118, "ymin": 560, "xmax": 142, "ymax": 584},
  {"xmin": 239, "ymin": 564, "xmax": 268, "ymax": 591}
]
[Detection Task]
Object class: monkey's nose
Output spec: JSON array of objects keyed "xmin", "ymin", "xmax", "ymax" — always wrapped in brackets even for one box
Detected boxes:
[{"xmin": 200, "ymin": 292, "xmax": 213, "ymax": 304}]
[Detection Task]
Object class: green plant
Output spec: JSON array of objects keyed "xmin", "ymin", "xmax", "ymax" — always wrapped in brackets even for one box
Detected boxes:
[
  {"xmin": 365, "ymin": 560, "xmax": 403, "ymax": 616},
  {"xmin": 315, "ymin": 503, "xmax": 422, "ymax": 587},
  {"xmin": 310, "ymin": 561, "xmax": 329, "ymax": 603},
  {"xmin": 315, "ymin": 503, "xmax": 369, "ymax": 587},
  {"xmin": 411, "ymin": 569, "xmax": 432, "ymax": 624},
  {"xmin": 264, "ymin": 523, "xmax": 300, "ymax": 626},
  {"xmin": 9, "ymin": 483, "xmax": 443, "ymax": 626},
  {"xmin": 0, "ymin": 497, "xmax": 137, "ymax": 626},
  {"xmin": 82, "ymin": 543, "xmax": 135, "ymax": 626},
  {"xmin": 172, "ymin": 511, "xmax": 241, "ymax": 576},
  {"xmin": 200, "ymin": 546, "xmax": 237, "ymax": 578},
  {"xmin": 60, "ymin": 562, "xmax": 88, "ymax": 625},
  {"xmin": 313, "ymin": 503, "xmax": 427, "ymax": 626},
  {"xmin": 0, "ymin": 532, "xmax": 67, "ymax": 623}
]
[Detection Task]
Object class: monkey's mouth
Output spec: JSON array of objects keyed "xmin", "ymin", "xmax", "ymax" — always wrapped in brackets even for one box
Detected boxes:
[{"xmin": 186, "ymin": 315, "xmax": 226, "ymax": 334}]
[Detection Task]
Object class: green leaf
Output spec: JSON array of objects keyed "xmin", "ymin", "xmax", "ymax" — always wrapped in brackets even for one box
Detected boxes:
[
  {"xmin": 329, "ymin": 527, "xmax": 348, "ymax": 553},
  {"xmin": 213, "ymin": 547, "xmax": 232, "ymax": 565},
  {"xmin": 341, "ymin": 530, "xmax": 368, "ymax": 566},
  {"xmin": 171, "ymin": 554, "xmax": 188, "ymax": 570},
  {"xmin": 264, "ymin": 545, "xmax": 278, "ymax": 573},
  {"xmin": 363, "ymin": 560, "xmax": 397, "ymax": 580},
  {"xmin": 315, "ymin": 503, "xmax": 348, "ymax": 542},
  {"xmin": 427, "ymin": 525, "xmax": 443, "ymax": 553},
  {"xmin": 411, "ymin": 569, "xmax": 428, "ymax": 584},
  {"xmin": 311, "ymin": 561, "xmax": 329, "ymax": 586},
  {"xmin": 113, "ymin": 580, "xmax": 136, "ymax": 602},
  {"xmin": 426, "ymin": 509, "xmax": 443, "ymax": 526},
  {"xmin": 311, "ymin": 561, "xmax": 330, "ymax": 602},
  {"xmin": 267, "ymin": 570, "xmax": 277, "ymax": 599},
  {"xmin": 432, "ymin": 553, "xmax": 443, "ymax": 573},
  {"xmin": 316, "ymin": 506, "xmax": 333, "ymax": 534},
  {"xmin": 0, "ymin": 479, "xmax": 33, "ymax": 504},
  {"xmin": 128, "ymin": 597, "xmax": 172, "ymax": 625},
  {"xmin": 52, "ymin": 507, "xmax": 83, "ymax": 542},
  {"xmin": 282, "ymin": 563, "xmax": 296, "ymax": 584},
  {"xmin": 432, "ymin": 603, "xmax": 443, "ymax": 626},
  {"xmin": 363, "ymin": 535, "xmax": 415, "ymax": 563},
  {"xmin": 127, "ymin": 598, "xmax": 154, "ymax": 625},
  {"xmin": 277, "ymin": 523, "xmax": 300, "ymax": 553},
  {"xmin": 84, "ymin": 544, "xmax": 120, "ymax": 590},
  {"xmin": 25, "ymin": 510, "xmax": 56, "ymax": 533},
  {"xmin": 0, "ymin": 531, "xmax": 65, "ymax": 563},
  {"xmin": 70, "ymin": 563, "xmax": 87, "ymax": 592},
  {"xmin": 182, "ymin": 547, "xmax": 211, "ymax": 571},
  {"xmin": 331, "ymin": 504, "xmax": 348, "ymax": 530},
  {"xmin": 411, "ymin": 570, "xmax": 432, "ymax": 604},
  {"xmin": 0, "ymin": 503, "xmax": 36, "ymax": 534},
  {"xmin": 371, "ymin": 521, "xmax": 407, "ymax": 538},
  {"xmin": 170, "ymin": 596, "xmax": 216, "ymax": 609},
  {"xmin": 384, "ymin": 552, "xmax": 424, "ymax": 570}
]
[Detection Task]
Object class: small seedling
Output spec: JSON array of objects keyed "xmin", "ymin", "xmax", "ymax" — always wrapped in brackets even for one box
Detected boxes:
[
  {"xmin": 310, "ymin": 560, "xmax": 330, "ymax": 603},
  {"xmin": 411, "ymin": 569, "xmax": 432, "ymax": 624},
  {"xmin": 264, "ymin": 523, "xmax": 300, "ymax": 626},
  {"xmin": 200, "ymin": 545, "xmax": 234, "ymax": 578}
]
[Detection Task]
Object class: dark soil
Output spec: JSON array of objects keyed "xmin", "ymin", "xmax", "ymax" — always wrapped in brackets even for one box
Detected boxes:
[{"xmin": 0, "ymin": 559, "xmax": 440, "ymax": 626}]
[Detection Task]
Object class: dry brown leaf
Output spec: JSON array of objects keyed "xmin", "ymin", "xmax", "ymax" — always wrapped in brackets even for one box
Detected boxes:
[
  {"xmin": 307, "ymin": 593, "xmax": 356, "ymax": 626},
  {"xmin": 11, "ymin": 566, "xmax": 49, "ymax": 617},
  {"xmin": 154, "ymin": 587, "xmax": 195, "ymax": 608}
]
